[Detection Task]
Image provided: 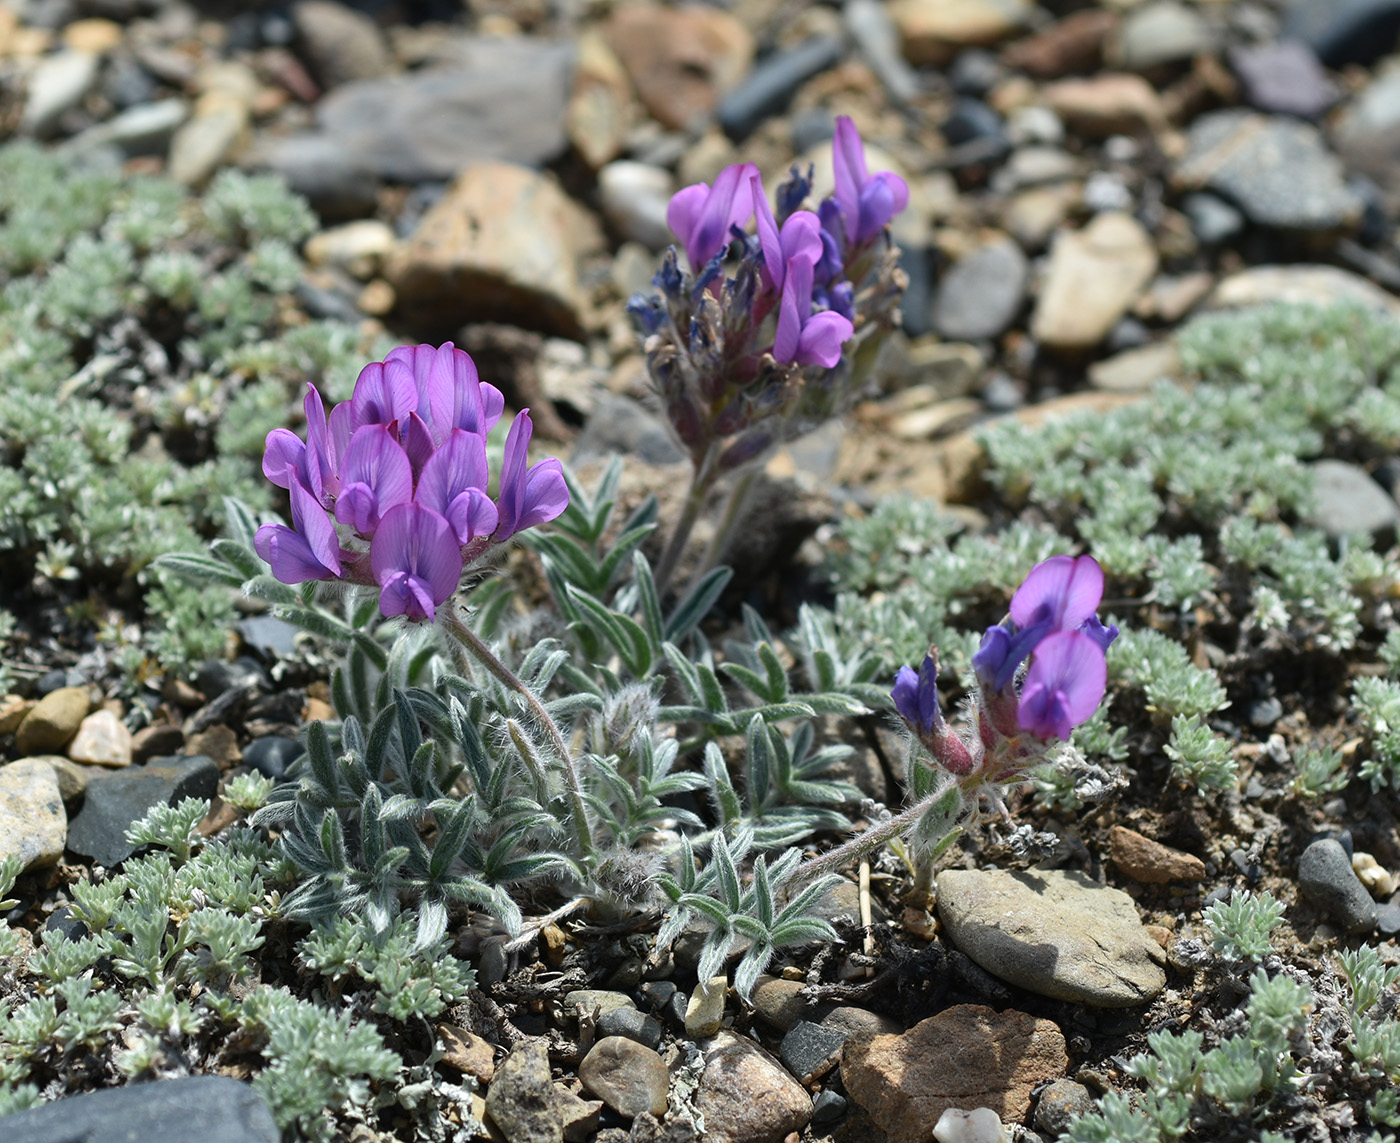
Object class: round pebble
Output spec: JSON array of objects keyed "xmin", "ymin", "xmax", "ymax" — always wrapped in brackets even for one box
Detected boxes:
[
  {"xmin": 578, "ymin": 1036, "xmax": 669, "ymax": 1119},
  {"xmin": 1298, "ymin": 838, "xmax": 1377, "ymax": 933}
]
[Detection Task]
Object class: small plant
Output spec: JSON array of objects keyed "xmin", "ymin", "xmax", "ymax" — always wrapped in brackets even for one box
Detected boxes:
[
  {"xmin": 1163, "ymin": 714, "xmax": 1238, "ymax": 794},
  {"xmin": 1204, "ymin": 890, "xmax": 1286, "ymax": 963}
]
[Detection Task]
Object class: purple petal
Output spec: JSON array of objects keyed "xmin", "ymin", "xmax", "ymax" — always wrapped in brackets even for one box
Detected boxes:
[
  {"xmin": 854, "ymin": 177, "xmax": 897, "ymax": 246},
  {"xmin": 818, "ymin": 198, "xmax": 846, "ymax": 254},
  {"xmin": 686, "ymin": 162, "xmax": 758, "ymax": 269},
  {"xmin": 752, "ymin": 174, "xmax": 783, "ymax": 293},
  {"xmin": 400, "ymin": 411, "xmax": 435, "ymax": 485},
  {"xmin": 262, "ymin": 428, "xmax": 305, "ymax": 489},
  {"xmin": 667, "ymin": 183, "xmax": 709, "ymax": 261},
  {"xmin": 334, "ymin": 424, "xmax": 412, "ymax": 536},
  {"xmin": 370, "ymin": 503, "xmax": 462, "ymax": 622},
  {"xmin": 302, "ymin": 386, "xmax": 337, "ymax": 502},
  {"xmin": 350, "ymin": 359, "xmax": 417, "ymax": 426},
  {"xmin": 1018, "ymin": 630, "xmax": 1107, "ymax": 742},
  {"xmin": 915, "ymin": 651, "xmax": 940, "ymax": 731},
  {"xmin": 255, "ymin": 523, "xmax": 336, "ymax": 584},
  {"xmin": 492, "ymin": 409, "xmax": 534, "ymax": 541},
  {"xmin": 972, "ymin": 624, "xmax": 1014, "ymax": 690},
  {"xmin": 774, "ymin": 250, "xmax": 816, "ymax": 364},
  {"xmin": 1079, "ymin": 614, "xmax": 1120, "ymax": 652},
  {"xmin": 892, "ymin": 665, "xmax": 921, "ymax": 726},
  {"xmin": 795, "ymin": 310, "xmax": 853, "ymax": 368},
  {"xmin": 446, "ymin": 488, "xmax": 499, "ymax": 546},
  {"xmin": 417, "ymin": 429, "xmax": 490, "ymax": 516},
  {"xmin": 1011, "ymin": 555, "xmax": 1104, "ymax": 633},
  {"xmin": 327, "ymin": 400, "xmax": 358, "ymax": 466},
  {"xmin": 513, "ymin": 458, "xmax": 570, "ymax": 534},
  {"xmin": 289, "ymin": 476, "xmax": 342, "ymax": 577},
  {"xmin": 832, "ymin": 116, "xmax": 867, "ymax": 236}
]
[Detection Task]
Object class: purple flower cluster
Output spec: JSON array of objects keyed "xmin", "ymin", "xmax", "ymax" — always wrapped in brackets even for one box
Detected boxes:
[
  {"xmin": 254, "ymin": 342, "xmax": 569, "ymax": 623},
  {"xmin": 891, "ymin": 555, "xmax": 1119, "ymax": 787}
]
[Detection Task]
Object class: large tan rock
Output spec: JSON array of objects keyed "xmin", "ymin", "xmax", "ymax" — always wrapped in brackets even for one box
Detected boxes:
[
  {"xmin": 15, "ymin": 686, "xmax": 90, "ymax": 755},
  {"xmin": 385, "ymin": 161, "xmax": 604, "ymax": 339},
  {"xmin": 1031, "ymin": 211, "xmax": 1158, "ymax": 351},
  {"xmin": 842, "ymin": 1005, "xmax": 1067, "ymax": 1143},
  {"xmin": 1043, "ymin": 73, "xmax": 1166, "ymax": 138},
  {"xmin": 890, "ymin": 0, "xmax": 1033, "ymax": 64}
]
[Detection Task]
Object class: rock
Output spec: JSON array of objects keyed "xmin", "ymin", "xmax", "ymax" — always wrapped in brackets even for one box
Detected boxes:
[
  {"xmin": 1303, "ymin": 460, "xmax": 1400, "ymax": 539},
  {"xmin": 936, "ymin": 868, "xmax": 1167, "ymax": 1006},
  {"xmin": 1034, "ymin": 1079, "xmax": 1095, "ymax": 1137},
  {"xmin": 841, "ymin": 1005, "xmax": 1067, "ymax": 1143},
  {"xmin": 1110, "ymin": 1, "xmax": 1213, "ymax": 72},
  {"xmin": 1182, "ymin": 191, "xmax": 1244, "ymax": 246},
  {"xmin": 1300, "ymin": 838, "xmax": 1377, "ymax": 933},
  {"xmin": 845, "ymin": 0, "xmax": 920, "ymax": 105},
  {"xmin": 292, "ymin": 0, "xmax": 392, "ymax": 88},
  {"xmin": 1031, "ymin": 212, "xmax": 1158, "ymax": 352},
  {"xmin": 695, "ymin": 1032, "xmax": 811, "ymax": 1143},
  {"xmin": 996, "ymin": 146, "xmax": 1080, "ymax": 190},
  {"xmin": 685, "ymin": 975, "xmax": 727, "ymax": 1039},
  {"xmin": 780, "ymin": 1020, "xmax": 847, "ymax": 1083},
  {"xmin": 1136, "ymin": 271, "xmax": 1214, "ymax": 323},
  {"xmin": 65, "ymin": 754, "xmax": 220, "ymax": 869},
  {"xmin": 244, "ymin": 132, "xmax": 379, "ymax": 220},
  {"xmin": 890, "ymin": 0, "xmax": 1032, "ymax": 65},
  {"xmin": 131, "ymin": 724, "xmax": 184, "ymax": 765},
  {"xmin": 1003, "ymin": 184, "xmax": 1077, "ymax": 250},
  {"xmin": 15, "ymin": 686, "xmax": 91, "ymax": 756},
  {"xmin": 932, "ymin": 1107, "xmax": 1003, "ymax": 1143},
  {"xmin": 578, "ymin": 1037, "xmax": 669, "ymax": 1119},
  {"xmin": 61, "ymin": 19, "xmax": 122, "ymax": 55},
  {"xmin": 0, "ymin": 1075, "xmax": 278, "ymax": 1143},
  {"xmin": 1336, "ymin": 69, "xmax": 1400, "ymax": 212},
  {"xmin": 486, "ymin": 1040, "xmax": 563, "ymax": 1143},
  {"xmin": 1378, "ymin": 902, "xmax": 1400, "ymax": 935},
  {"xmin": 597, "ymin": 161, "xmax": 673, "ymax": 251},
  {"xmin": 1281, "ymin": 0, "xmax": 1400, "ymax": 68},
  {"xmin": 438, "ymin": 1024, "xmax": 496, "ymax": 1083},
  {"xmin": 931, "ymin": 237, "xmax": 1027, "ymax": 341},
  {"xmin": 0, "ymin": 758, "xmax": 66, "ymax": 871},
  {"xmin": 315, "ymin": 37, "xmax": 575, "ymax": 181},
  {"xmin": 385, "ymin": 161, "xmax": 604, "ymax": 340},
  {"xmin": 0, "ymin": 695, "xmax": 32, "ymax": 735},
  {"xmin": 1228, "ymin": 41, "xmax": 1337, "ymax": 120},
  {"xmin": 21, "ymin": 49, "xmax": 99, "ymax": 137},
  {"xmin": 572, "ymin": 395, "xmax": 687, "ymax": 467},
  {"xmin": 169, "ymin": 85, "xmax": 252, "ymax": 188},
  {"xmin": 820, "ymin": 1006, "xmax": 903, "ymax": 1040},
  {"xmin": 1089, "ymin": 339, "xmax": 1181, "ymax": 392},
  {"xmin": 567, "ymin": 31, "xmax": 631, "ymax": 171},
  {"xmin": 67, "ymin": 709, "xmax": 133, "ymax": 768},
  {"xmin": 1003, "ymin": 9, "xmax": 1116, "ymax": 79},
  {"xmin": 563, "ymin": 990, "xmax": 636, "ymax": 1019},
  {"xmin": 61, "ymin": 97, "xmax": 188, "ymax": 157},
  {"xmin": 197, "ymin": 658, "xmax": 268, "ymax": 703},
  {"xmin": 596, "ymin": 1006, "xmax": 663, "ymax": 1051},
  {"xmin": 752, "ymin": 976, "xmax": 813, "ymax": 1032},
  {"xmin": 811, "ymin": 1089, "xmax": 847, "ymax": 1125},
  {"xmin": 304, "ymin": 219, "xmax": 396, "ymax": 279},
  {"xmin": 37, "ymin": 756, "xmax": 88, "ymax": 803},
  {"xmin": 554, "ymin": 1086, "xmax": 603, "ymax": 1143},
  {"xmin": 1175, "ymin": 111, "xmax": 1363, "ymax": 233},
  {"xmin": 717, "ymin": 36, "xmax": 843, "ymax": 142},
  {"xmin": 1109, "ymin": 825, "xmax": 1206, "ymax": 884},
  {"xmin": 943, "ymin": 97, "xmax": 1006, "ymax": 147},
  {"xmin": 1042, "ymin": 73, "xmax": 1165, "ymax": 138},
  {"xmin": 186, "ymin": 725, "xmax": 241, "ymax": 769},
  {"xmin": 242, "ymin": 736, "xmax": 304, "ymax": 781},
  {"xmin": 1206, "ymin": 264, "xmax": 1400, "ymax": 317},
  {"xmin": 605, "ymin": 6, "xmax": 754, "ymax": 132}
]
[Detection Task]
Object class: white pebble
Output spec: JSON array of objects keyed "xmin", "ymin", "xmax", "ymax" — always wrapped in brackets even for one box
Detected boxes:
[{"xmin": 933, "ymin": 1106, "xmax": 1004, "ymax": 1143}]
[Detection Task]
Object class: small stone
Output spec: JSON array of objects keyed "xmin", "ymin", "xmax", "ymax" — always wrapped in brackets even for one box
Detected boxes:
[
  {"xmin": 0, "ymin": 695, "xmax": 34, "ymax": 735},
  {"xmin": 695, "ymin": 1032, "xmax": 811, "ymax": 1143},
  {"xmin": 821, "ymin": 1006, "xmax": 903, "ymax": 1040},
  {"xmin": 1035, "ymin": 1079, "xmax": 1094, "ymax": 1137},
  {"xmin": 752, "ymin": 976, "xmax": 812, "ymax": 1032},
  {"xmin": 131, "ymin": 723, "xmax": 185, "ymax": 764},
  {"xmin": 811, "ymin": 1089, "xmax": 847, "ymax": 1125},
  {"xmin": 242, "ymin": 736, "xmax": 304, "ymax": 782},
  {"xmin": 1228, "ymin": 41, "xmax": 1337, "ymax": 120},
  {"xmin": 597, "ymin": 161, "xmax": 673, "ymax": 251},
  {"xmin": 39, "ymin": 755, "xmax": 89, "ymax": 802},
  {"xmin": 385, "ymin": 161, "xmax": 603, "ymax": 340},
  {"xmin": 1110, "ymin": 1, "xmax": 1213, "ymax": 72},
  {"xmin": 244, "ymin": 132, "xmax": 379, "ymax": 221},
  {"xmin": 605, "ymin": 6, "xmax": 754, "ymax": 132},
  {"xmin": 1088, "ymin": 340, "xmax": 1181, "ymax": 392},
  {"xmin": 196, "ymin": 658, "xmax": 267, "ymax": 702},
  {"xmin": 438, "ymin": 1024, "xmax": 496, "ymax": 1082},
  {"xmin": 1175, "ymin": 111, "xmax": 1363, "ymax": 233},
  {"xmin": 1109, "ymin": 825, "xmax": 1206, "ymax": 884},
  {"xmin": 1042, "ymin": 73, "xmax": 1165, "ymax": 138},
  {"xmin": 1003, "ymin": 9, "xmax": 1117, "ymax": 79},
  {"xmin": 931, "ymin": 236, "xmax": 1027, "ymax": 341},
  {"xmin": 780, "ymin": 1021, "xmax": 847, "ymax": 1083},
  {"xmin": 716, "ymin": 36, "xmax": 843, "ymax": 142},
  {"xmin": 579, "ymin": 1036, "xmax": 669, "ymax": 1119},
  {"xmin": 304, "ymin": 220, "xmax": 396, "ymax": 280},
  {"xmin": 65, "ymin": 755, "xmax": 221, "ymax": 869},
  {"xmin": 1031, "ymin": 212, "xmax": 1158, "ymax": 352},
  {"xmin": 845, "ymin": 0, "xmax": 920, "ymax": 105},
  {"xmin": 936, "ymin": 868, "xmax": 1167, "ymax": 1006},
  {"xmin": 292, "ymin": 0, "xmax": 392, "ymax": 89},
  {"xmin": 1302, "ymin": 460, "xmax": 1400, "ymax": 539},
  {"xmin": 0, "ymin": 758, "xmax": 67, "ymax": 871},
  {"xmin": 62, "ymin": 97, "xmax": 187, "ymax": 157},
  {"xmin": 841, "ymin": 1005, "xmax": 1067, "ymax": 1143},
  {"xmin": 1003, "ymin": 184, "xmax": 1078, "ymax": 250},
  {"xmin": 932, "ymin": 1107, "xmax": 1003, "ymax": 1143},
  {"xmin": 185, "ymin": 724, "xmax": 241, "ymax": 768},
  {"xmin": 567, "ymin": 31, "xmax": 631, "ymax": 171},
  {"xmin": 67, "ymin": 709, "xmax": 133, "ymax": 768},
  {"xmin": 21, "ymin": 49, "xmax": 99, "ymax": 136},
  {"xmin": 685, "ymin": 975, "xmax": 727, "ymax": 1039},
  {"xmin": 890, "ymin": 0, "xmax": 1033, "ymax": 65},
  {"xmin": 553, "ymin": 1085, "xmax": 604, "ymax": 1143},
  {"xmin": 1281, "ymin": 0, "xmax": 1400, "ymax": 68},
  {"xmin": 61, "ymin": 18, "xmax": 122, "ymax": 55},
  {"xmin": 15, "ymin": 686, "xmax": 90, "ymax": 756},
  {"xmin": 596, "ymin": 1006, "xmax": 663, "ymax": 1051},
  {"xmin": 486, "ymin": 1040, "xmax": 563, "ymax": 1143},
  {"xmin": 1299, "ymin": 838, "xmax": 1377, "ymax": 934},
  {"xmin": 1353, "ymin": 852, "xmax": 1399, "ymax": 898},
  {"xmin": 1182, "ymin": 192, "xmax": 1244, "ymax": 245},
  {"xmin": 168, "ymin": 90, "xmax": 250, "ymax": 188},
  {"xmin": 1206, "ymin": 264, "xmax": 1400, "ymax": 318},
  {"xmin": 0, "ymin": 1075, "xmax": 278, "ymax": 1143},
  {"xmin": 563, "ymin": 990, "xmax": 636, "ymax": 1019}
]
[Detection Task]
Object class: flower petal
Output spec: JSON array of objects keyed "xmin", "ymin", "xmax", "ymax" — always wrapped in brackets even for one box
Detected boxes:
[
  {"xmin": 262, "ymin": 429, "xmax": 305, "ymax": 489},
  {"xmin": 832, "ymin": 116, "xmax": 868, "ymax": 236},
  {"xmin": 795, "ymin": 309, "xmax": 853, "ymax": 368},
  {"xmin": 752, "ymin": 174, "xmax": 783, "ymax": 293},
  {"xmin": 492, "ymin": 409, "xmax": 533, "ymax": 541},
  {"xmin": 370, "ymin": 503, "xmax": 462, "ymax": 622},
  {"xmin": 417, "ymin": 428, "xmax": 490, "ymax": 519},
  {"xmin": 255, "ymin": 523, "xmax": 334, "ymax": 584},
  {"xmin": 774, "ymin": 249, "xmax": 816, "ymax": 364},
  {"xmin": 447, "ymin": 487, "xmax": 499, "ymax": 545},
  {"xmin": 288, "ymin": 476, "xmax": 341, "ymax": 577},
  {"xmin": 667, "ymin": 183, "xmax": 709, "ymax": 260},
  {"xmin": 1018, "ymin": 629, "xmax": 1107, "ymax": 741},
  {"xmin": 1010, "ymin": 554, "xmax": 1103, "ymax": 632},
  {"xmin": 513, "ymin": 458, "xmax": 570, "ymax": 534}
]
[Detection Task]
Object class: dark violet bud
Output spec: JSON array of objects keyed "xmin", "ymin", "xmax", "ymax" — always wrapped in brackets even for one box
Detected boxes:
[
  {"xmin": 627, "ymin": 293, "xmax": 666, "ymax": 336},
  {"xmin": 691, "ymin": 249, "xmax": 726, "ymax": 299},
  {"xmin": 718, "ymin": 428, "xmax": 772, "ymax": 469},
  {"xmin": 892, "ymin": 650, "xmax": 940, "ymax": 736},
  {"xmin": 776, "ymin": 163, "xmax": 814, "ymax": 223},
  {"xmin": 972, "ymin": 624, "xmax": 1015, "ymax": 691},
  {"xmin": 814, "ymin": 281, "xmax": 855, "ymax": 322},
  {"xmin": 667, "ymin": 392, "xmax": 705, "ymax": 448},
  {"xmin": 654, "ymin": 249, "xmax": 685, "ymax": 301}
]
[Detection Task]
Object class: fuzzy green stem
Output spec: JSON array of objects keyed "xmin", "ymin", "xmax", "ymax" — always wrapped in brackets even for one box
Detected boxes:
[
  {"xmin": 692, "ymin": 466, "xmax": 759, "ymax": 589},
  {"xmin": 793, "ymin": 779, "xmax": 959, "ymax": 886},
  {"xmin": 654, "ymin": 441, "xmax": 720, "ymax": 597},
  {"xmin": 442, "ymin": 604, "xmax": 595, "ymax": 858}
]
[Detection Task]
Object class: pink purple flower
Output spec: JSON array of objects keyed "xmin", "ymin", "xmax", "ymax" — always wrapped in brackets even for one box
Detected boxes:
[
  {"xmin": 1017, "ymin": 629, "xmax": 1109, "ymax": 742},
  {"xmin": 774, "ymin": 249, "xmax": 853, "ymax": 368},
  {"xmin": 492, "ymin": 410, "xmax": 569, "ymax": 543},
  {"xmin": 371, "ymin": 502, "xmax": 463, "ymax": 622},
  {"xmin": 831, "ymin": 116, "xmax": 910, "ymax": 250},
  {"xmin": 667, "ymin": 162, "xmax": 760, "ymax": 271},
  {"xmin": 254, "ymin": 472, "xmax": 342, "ymax": 584}
]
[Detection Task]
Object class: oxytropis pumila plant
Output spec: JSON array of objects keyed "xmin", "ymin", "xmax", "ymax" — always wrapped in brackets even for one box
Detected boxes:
[{"xmin": 629, "ymin": 115, "xmax": 910, "ymax": 592}]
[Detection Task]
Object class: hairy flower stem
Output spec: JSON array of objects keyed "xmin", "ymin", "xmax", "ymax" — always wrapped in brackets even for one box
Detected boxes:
[
  {"xmin": 793, "ymin": 779, "xmax": 960, "ymax": 885},
  {"xmin": 693, "ymin": 466, "xmax": 759, "ymax": 588},
  {"xmin": 654, "ymin": 441, "xmax": 720, "ymax": 597},
  {"xmin": 442, "ymin": 604, "xmax": 596, "ymax": 858}
]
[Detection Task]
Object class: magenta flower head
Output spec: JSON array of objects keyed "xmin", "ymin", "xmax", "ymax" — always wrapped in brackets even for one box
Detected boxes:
[
  {"xmin": 774, "ymin": 249, "xmax": 854, "ymax": 368},
  {"xmin": 370, "ymin": 502, "xmax": 463, "ymax": 622},
  {"xmin": 1017, "ymin": 629, "xmax": 1109, "ymax": 742},
  {"xmin": 831, "ymin": 115, "xmax": 910, "ymax": 249},
  {"xmin": 667, "ymin": 162, "xmax": 759, "ymax": 271},
  {"xmin": 254, "ymin": 473, "xmax": 342, "ymax": 584},
  {"xmin": 493, "ymin": 410, "xmax": 570, "ymax": 543}
]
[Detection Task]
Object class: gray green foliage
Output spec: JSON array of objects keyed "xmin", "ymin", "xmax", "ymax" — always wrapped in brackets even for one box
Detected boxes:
[{"xmin": 1204, "ymin": 890, "xmax": 1286, "ymax": 962}]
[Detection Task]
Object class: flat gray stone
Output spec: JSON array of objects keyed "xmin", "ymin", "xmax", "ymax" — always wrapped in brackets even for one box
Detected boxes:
[
  {"xmin": 485, "ymin": 1040, "xmax": 563, "ymax": 1143},
  {"xmin": 1303, "ymin": 460, "xmax": 1400, "ymax": 539},
  {"xmin": 1299, "ymin": 838, "xmax": 1377, "ymax": 934},
  {"xmin": 931, "ymin": 237, "xmax": 1027, "ymax": 341},
  {"xmin": 936, "ymin": 868, "xmax": 1167, "ymax": 1007},
  {"xmin": 65, "ymin": 755, "xmax": 219, "ymax": 868}
]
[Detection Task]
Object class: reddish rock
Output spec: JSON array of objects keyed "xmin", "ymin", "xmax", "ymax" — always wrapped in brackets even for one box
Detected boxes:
[
  {"xmin": 1003, "ymin": 9, "xmax": 1117, "ymax": 79},
  {"xmin": 1109, "ymin": 825, "xmax": 1206, "ymax": 884},
  {"xmin": 842, "ymin": 1005, "xmax": 1067, "ymax": 1143},
  {"xmin": 604, "ymin": 5, "xmax": 753, "ymax": 131},
  {"xmin": 1043, "ymin": 73, "xmax": 1166, "ymax": 138}
]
